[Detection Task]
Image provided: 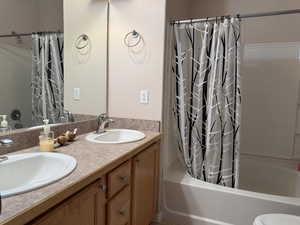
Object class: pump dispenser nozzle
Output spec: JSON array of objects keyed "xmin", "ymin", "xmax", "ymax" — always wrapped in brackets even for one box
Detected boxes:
[{"xmin": 43, "ymin": 119, "xmax": 50, "ymax": 135}]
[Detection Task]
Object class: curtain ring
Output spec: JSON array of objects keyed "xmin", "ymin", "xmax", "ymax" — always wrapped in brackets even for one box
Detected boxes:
[{"xmin": 206, "ymin": 17, "xmax": 209, "ymax": 23}]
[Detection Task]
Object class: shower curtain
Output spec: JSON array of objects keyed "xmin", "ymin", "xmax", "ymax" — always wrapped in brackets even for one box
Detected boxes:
[
  {"xmin": 173, "ymin": 18, "xmax": 241, "ymax": 188},
  {"xmin": 31, "ymin": 33, "xmax": 64, "ymax": 125}
]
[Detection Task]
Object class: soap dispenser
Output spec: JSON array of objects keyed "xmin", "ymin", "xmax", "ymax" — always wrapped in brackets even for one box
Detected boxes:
[{"xmin": 39, "ymin": 119, "xmax": 54, "ymax": 152}]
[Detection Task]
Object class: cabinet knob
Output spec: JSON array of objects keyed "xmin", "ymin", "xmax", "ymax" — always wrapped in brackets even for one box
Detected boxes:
[
  {"xmin": 118, "ymin": 210, "xmax": 126, "ymax": 216},
  {"xmin": 100, "ymin": 184, "xmax": 107, "ymax": 192},
  {"xmin": 118, "ymin": 176, "xmax": 129, "ymax": 184}
]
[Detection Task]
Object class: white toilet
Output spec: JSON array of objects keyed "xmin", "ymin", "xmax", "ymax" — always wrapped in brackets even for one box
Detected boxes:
[{"xmin": 254, "ymin": 214, "xmax": 300, "ymax": 225}]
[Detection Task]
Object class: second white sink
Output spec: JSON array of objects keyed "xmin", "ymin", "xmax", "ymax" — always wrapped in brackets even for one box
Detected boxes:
[
  {"xmin": 0, "ymin": 152, "xmax": 77, "ymax": 198},
  {"xmin": 86, "ymin": 129, "xmax": 145, "ymax": 144}
]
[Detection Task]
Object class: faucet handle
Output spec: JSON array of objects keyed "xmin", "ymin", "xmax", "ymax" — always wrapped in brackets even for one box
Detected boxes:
[
  {"xmin": 107, "ymin": 118, "xmax": 115, "ymax": 124},
  {"xmin": 97, "ymin": 113, "xmax": 108, "ymax": 126},
  {"xmin": 98, "ymin": 113, "xmax": 107, "ymax": 119},
  {"xmin": 63, "ymin": 110, "xmax": 75, "ymax": 123},
  {"xmin": 97, "ymin": 113, "xmax": 108, "ymax": 122}
]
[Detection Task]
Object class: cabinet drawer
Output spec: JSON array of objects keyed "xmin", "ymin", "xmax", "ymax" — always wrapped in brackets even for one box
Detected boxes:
[
  {"xmin": 107, "ymin": 186, "xmax": 131, "ymax": 225},
  {"xmin": 108, "ymin": 160, "xmax": 131, "ymax": 198}
]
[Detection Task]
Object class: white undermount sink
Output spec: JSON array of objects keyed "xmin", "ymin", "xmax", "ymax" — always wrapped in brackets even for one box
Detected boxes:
[
  {"xmin": 0, "ymin": 152, "xmax": 77, "ymax": 198},
  {"xmin": 85, "ymin": 129, "xmax": 146, "ymax": 144}
]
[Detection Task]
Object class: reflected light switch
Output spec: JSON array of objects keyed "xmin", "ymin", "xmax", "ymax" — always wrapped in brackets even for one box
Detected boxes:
[
  {"xmin": 73, "ymin": 88, "xmax": 80, "ymax": 101},
  {"xmin": 140, "ymin": 89, "xmax": 149, "ymax": 104}
]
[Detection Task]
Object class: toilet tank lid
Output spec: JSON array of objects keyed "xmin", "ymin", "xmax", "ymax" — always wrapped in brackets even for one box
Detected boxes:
[{"xmin": 254, "ymin": 214, "xmax": 300, "ymax": 225}]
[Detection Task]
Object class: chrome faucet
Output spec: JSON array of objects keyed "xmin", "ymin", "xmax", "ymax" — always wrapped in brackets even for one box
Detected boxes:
[
  {"xmin": 96, "ymin": 113, "xmax": 114, "ymax": 134},
  {"xmin": 0, "ymin": 138, "xmax": 13, "ymax": 148},
  {"xmin": 0, "ymin": 156, "xmax": 8, "ymax": 163},
  {"xmin": 0, "ymin": 138, "xmax": 13, "ymax": 214},
  {"xmin": 0, "ymin": 138, "xmax": 12, "ymax": 163},
  {"xmin": 62, "ymin": 110, "xmax": 75, "ymax": 123}
]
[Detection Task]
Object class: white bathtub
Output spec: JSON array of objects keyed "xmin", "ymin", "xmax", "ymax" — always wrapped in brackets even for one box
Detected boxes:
[
  {"xmin": 161, "ymin": 157, "xmax": 300, "ymax": 225},
  {"xmin": 240, "ymin": 155, "xmax": 300, "ymax": 198}
]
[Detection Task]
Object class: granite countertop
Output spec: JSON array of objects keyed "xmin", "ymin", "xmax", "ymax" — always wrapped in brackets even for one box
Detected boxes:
[{"xmin": 0, "ymin": 131, "xmax": 161, "ymax": 225}]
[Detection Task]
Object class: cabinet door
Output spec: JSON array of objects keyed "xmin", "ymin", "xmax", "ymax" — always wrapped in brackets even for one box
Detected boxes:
[
  {"xmin": 107, "ymin": 186, "xmax": 131, "ymax": 225},
  {"xmin": 29, "ymin": 178, "xmax": 106, "ymax": 225},
  {"xmin": 108, "ymin": 160, "xmax": 131, "ymax": 198},
  {"xmin": 96, "ymin": 177, "xmax": 107, "ymax": 225},
  {"xmin": 132, "ymin": 142, "xmax": 160, "ymax": 225}
]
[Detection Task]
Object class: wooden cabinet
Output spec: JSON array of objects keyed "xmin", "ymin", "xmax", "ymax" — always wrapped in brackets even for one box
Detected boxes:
[
  {"xmin": 29, "ymin": 178, "xmax": 106, "ymax": 225},
  {"xmin": 107, "ymin": 160, "xmax": 131, "ymax": 198},
  {"xmin": 27, "ymin": 141, "xmax": 160, "ymax": 225},
  {"xmin": 107, "ymin": 186, "xmax": 131, "ymax": 225},
  {"xmin": 132, "ymin": 142, "xmax": 160, "ymax": 225},
  {"xmin": 107, "ymin": 161, "xmax": 132, "ymax": 225}
]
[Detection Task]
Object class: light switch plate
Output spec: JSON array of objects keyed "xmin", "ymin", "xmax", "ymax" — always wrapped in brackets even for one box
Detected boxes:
[
  {"xmin": 73, "ymin": 88, "xmax": 80, "ymax": 101},
  {"xmin": 140, "ymin": 89, "xmax": 149, "ymax": 104}
]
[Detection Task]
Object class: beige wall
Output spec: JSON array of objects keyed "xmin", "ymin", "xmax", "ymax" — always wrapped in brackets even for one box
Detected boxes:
[
  {"xmin": 38, "ymin": 0, "xmax": 63, "ymax": 31},
  {"xmin": 166, "ymin": 0, "xmax": 192, "ymax": 20},
  {"xmin": 189, "ymin": 0, "xmax": 300, "ymax": 43},
  {"xmin": 242, "ymin": 43, "xmax": 300, "ymax": 159},
  {"xmin": 0, "ymin": 0, "xmax": 63, "ymax": 34},
  {"xmin": 64, "ymin": 0, "xmax": 108, "ymax": 115},
  {"xmin": 190, "ymin": 0, "xmax": 300, "ymax": 16},
  {"xmin": 108, "ymin": 0, "xmax": 166, "ymax": 121},
  {"xmin": 0, "ymin": 0, "xmax": 39, "ymax": 35}
]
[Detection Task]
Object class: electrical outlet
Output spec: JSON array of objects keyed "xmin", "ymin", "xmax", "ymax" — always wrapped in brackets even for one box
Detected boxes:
[
  {"xmin": 73, "ymin": 88, "xmax": 80, "ymax": 101},
  {"xmin": 140, "ymin": 89, "xmax": 149, "ymax": 104}
]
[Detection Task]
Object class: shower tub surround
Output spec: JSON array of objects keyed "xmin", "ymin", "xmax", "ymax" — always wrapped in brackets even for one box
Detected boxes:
[{"xmin": 162, "ymin": 158, "xmax": 300, "ymax": 225}]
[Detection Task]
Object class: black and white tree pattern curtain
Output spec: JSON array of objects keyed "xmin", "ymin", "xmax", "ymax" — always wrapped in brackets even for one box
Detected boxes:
[
  {"xmin": 31, "ymin": 33, "xmax": 64, "ymax": 125},
  {"xmin": 173, "ymin": 18, "xmax": 241, "ymax": 188}
]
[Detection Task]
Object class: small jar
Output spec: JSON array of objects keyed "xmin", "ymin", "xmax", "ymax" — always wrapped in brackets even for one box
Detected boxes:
[{"xmin": 39, "ymin": 131, "xmax": 54, "ymax": 152}]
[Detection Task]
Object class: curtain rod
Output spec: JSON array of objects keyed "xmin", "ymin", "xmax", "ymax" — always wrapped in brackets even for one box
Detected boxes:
[
  {"xmin": 0, "ymin": 31, "xmax": 63, "ymax": 38},
  {"xmin": 171, "ymin": 9, "xmax": 300, "ymax": 25}
]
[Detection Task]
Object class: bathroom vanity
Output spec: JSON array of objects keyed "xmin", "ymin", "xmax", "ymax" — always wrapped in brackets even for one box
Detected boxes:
[{"xmin": 0, "ymin": 131, "xmax": 161, "ymax": 225}]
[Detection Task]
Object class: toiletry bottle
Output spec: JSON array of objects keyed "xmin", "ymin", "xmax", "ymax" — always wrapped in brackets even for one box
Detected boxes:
[
  {"xmin": 39, "ymin": 119, "xmax": 55, "ymax": 152},
  {"xmin": 0, "ymin": 115, "xmax": 8, "ymax": 128},
  {"xmin": 0, "ymin": 115, "xmax": 11, "ymax": 134}
]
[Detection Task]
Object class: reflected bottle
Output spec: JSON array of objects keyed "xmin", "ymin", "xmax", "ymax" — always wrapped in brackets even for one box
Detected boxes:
[{"xmin": 0, "ymin": 115, "xmax": 11, "ymax": 135}]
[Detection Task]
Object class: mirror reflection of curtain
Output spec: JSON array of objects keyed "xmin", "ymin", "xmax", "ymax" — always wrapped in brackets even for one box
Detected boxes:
[
  {"xmin": 31, "ymin": 33, "xmax": 64, "ymax": 125},
  {"xmin": 173, "ymin": 18, "xmax": 241, "ymax": 188}
]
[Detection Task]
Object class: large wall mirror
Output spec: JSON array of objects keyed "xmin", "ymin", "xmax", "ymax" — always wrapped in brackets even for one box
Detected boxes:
[{"xmin": 0, "ymin": 0, "xmax": 108, "ymax": 131}]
